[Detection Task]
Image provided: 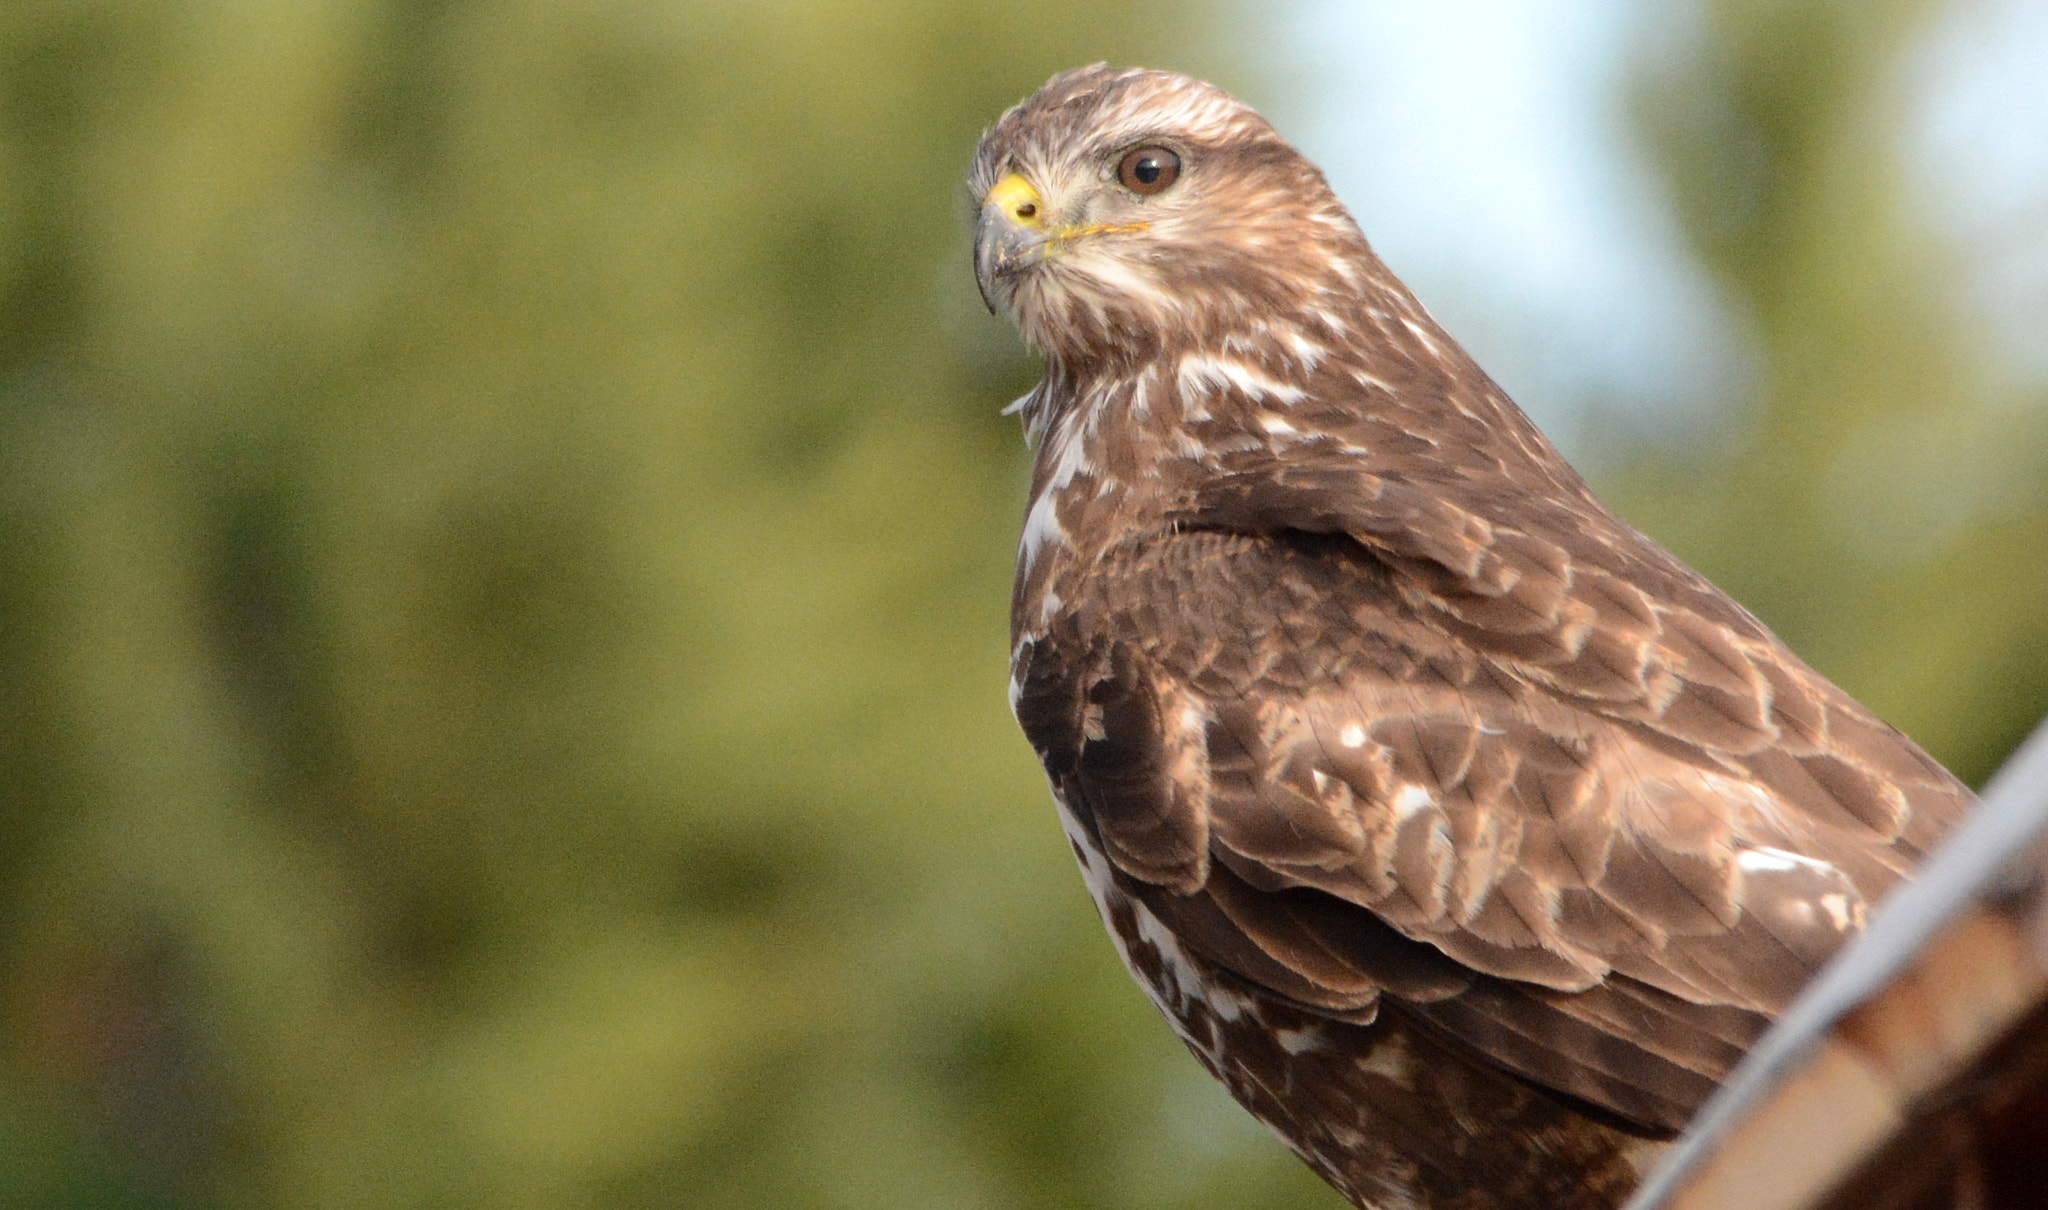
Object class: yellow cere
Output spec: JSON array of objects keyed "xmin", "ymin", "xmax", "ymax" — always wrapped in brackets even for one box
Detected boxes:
[
  {"xmin": 985, "ymin": 173, "xmax": 1044, "ymax": 225},
  {"xmin": 984, "ymin": 171, "xmax": 1149, "ymax": 250}
]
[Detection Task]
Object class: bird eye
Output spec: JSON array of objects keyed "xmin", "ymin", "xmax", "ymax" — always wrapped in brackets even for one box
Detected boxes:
[{"xmin": 1116, "ymin": 146, "xmax": 1181, "ymax": 195}]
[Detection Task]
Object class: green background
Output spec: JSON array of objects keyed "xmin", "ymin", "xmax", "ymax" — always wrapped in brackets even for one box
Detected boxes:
[{"xmin": 0, "ymin": 1, "xmax": 2041, "ymax": 1206}]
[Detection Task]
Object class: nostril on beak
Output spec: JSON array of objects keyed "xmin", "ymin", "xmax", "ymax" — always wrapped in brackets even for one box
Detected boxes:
[{"xmin": 1015, "ymin": 201, "xmax": 1037, "ymax": 220}]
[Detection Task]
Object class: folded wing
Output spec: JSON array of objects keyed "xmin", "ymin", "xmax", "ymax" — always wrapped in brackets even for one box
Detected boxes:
[{"xmin": 1016, "ymin": 517, "xmax": 1973, "ymax": 1133}]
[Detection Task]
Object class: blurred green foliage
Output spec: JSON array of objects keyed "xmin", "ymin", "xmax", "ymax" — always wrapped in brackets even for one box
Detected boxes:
[{"xmin": 0, "ymin": 1, "xmax": 2040, "ymax": 1207}]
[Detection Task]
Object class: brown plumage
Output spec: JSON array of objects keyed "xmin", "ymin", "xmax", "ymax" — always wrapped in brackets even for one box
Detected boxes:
[{"xmin": 970, "ymin": 65, "xmax": 1975, "ymax": 1210}]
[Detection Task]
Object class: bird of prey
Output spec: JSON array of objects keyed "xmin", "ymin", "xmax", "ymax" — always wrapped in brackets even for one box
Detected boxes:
[{"xmin": 969, "ymin": 65, "xmax": 1976, "ymax": 1210}]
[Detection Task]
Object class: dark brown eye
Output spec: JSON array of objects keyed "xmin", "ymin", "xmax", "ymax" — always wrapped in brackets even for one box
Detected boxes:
[{"xmin": 1116, "ymin": 146, "xmax": 1181, "ymax": 195}]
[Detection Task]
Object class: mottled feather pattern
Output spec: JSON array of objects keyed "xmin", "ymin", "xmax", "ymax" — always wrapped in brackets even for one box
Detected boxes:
[{"xmin": 976, "ymin": 65, "xmax": 1975, "ymax": 1209}]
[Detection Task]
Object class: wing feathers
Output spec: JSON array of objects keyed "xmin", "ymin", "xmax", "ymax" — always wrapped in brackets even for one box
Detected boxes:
[
  {"xmin": 1019, "ymin": 512, "xmax": 1974, "ymax": 1133},
  {"xmin": 1407, "ymin": 986, "xmax": 1716, "ymax": 1133},
  {"xmin": 1070, "ymin": 646, "xmax": 1212, "ymax": 892}
]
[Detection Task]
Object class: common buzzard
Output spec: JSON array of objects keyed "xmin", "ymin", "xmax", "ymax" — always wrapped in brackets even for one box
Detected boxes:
[{"xmin": 969, "ymin": 65, "xmax": 1974, "ymax": 1210}]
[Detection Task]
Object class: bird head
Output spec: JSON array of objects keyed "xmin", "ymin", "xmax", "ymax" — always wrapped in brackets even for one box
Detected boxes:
[{"xmin": 969, "ymin": 65, "xmax": 1369, "ymax": 370}]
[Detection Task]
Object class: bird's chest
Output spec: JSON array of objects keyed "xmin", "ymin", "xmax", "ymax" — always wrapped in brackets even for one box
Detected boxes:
[
  {"xmin": 1008, "ymin": 398, "xmax": 1218, "ymax": 648},
  {"xmin": 1011, "ymin": 473, "xmax": 1143, "ymax": 646}
]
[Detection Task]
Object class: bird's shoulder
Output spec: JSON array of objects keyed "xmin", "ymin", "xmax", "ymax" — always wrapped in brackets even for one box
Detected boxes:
[{"xmin": 1151, "ymin": 419, "xmax": 1972, "ymax": 856}]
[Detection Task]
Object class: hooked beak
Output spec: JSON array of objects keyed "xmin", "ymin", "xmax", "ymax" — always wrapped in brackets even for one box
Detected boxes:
[{"xmin": 974, "ymin": 173, "xmax": 1050, "ymax": 313}]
